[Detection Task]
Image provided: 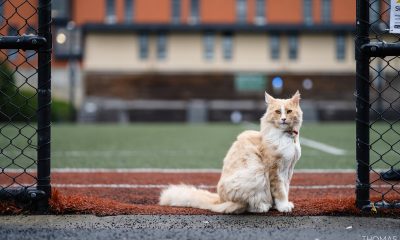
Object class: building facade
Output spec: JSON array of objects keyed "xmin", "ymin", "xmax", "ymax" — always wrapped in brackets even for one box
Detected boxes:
[{"xmin": 3, "ymin": 0, "xmax": 364, "ymax": 121}]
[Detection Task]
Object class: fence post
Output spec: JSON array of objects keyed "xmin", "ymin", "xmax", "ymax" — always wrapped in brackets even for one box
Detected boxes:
[
  {"xmin": 355, "ymin": 0, "xmax": 370, "ymax": 209},
  {"xmin": 36, "ymin": 0, "xmax": 52, "ymax": 211}
]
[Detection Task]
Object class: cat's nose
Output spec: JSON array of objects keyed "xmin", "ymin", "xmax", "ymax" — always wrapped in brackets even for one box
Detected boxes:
[{"xmin": 281, "ymin": 118, "xmax": 286, "ymax": 122}]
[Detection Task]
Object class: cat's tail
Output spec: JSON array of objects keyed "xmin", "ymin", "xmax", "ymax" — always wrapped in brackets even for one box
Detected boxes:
[{"xmin": 159, "ymin": 184, "xmax": 246, "ymax": 214}]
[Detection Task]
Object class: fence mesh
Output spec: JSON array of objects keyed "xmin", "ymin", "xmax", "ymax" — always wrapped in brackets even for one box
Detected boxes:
[
  {"xmin": 358, "ymin": 0, "xmax": 400, "ymax": 208},
  {"xmin": 0, "ymin": 0, "xmax": 50, "ymax": 207}
]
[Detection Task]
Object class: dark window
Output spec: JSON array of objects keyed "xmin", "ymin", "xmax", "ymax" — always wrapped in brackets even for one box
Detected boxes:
[
  {"xmin": 139, "ymin": 33, "xmax": 149, "ymax": 60},
  {"xmin": 270, "ymin": 34, "xmax": 280, "ymax": 60},
  {"xmin": 157, "ymin": 33, "xmax": 167, "ymax": 60},
  {"xmin": 125, "ymin": 0, "xmax": 134, "ymax": 22},
  {"xmin": 222, "ymin": 33, "xmax": 233, "ymax": 60},
  {"xmin": 255, "ymin": 0, "xmax": 265, "ymax": 25},
  {"xmin": 321, "ymin": 0, "xmax": 331, "ymax": 23},
  {"xmin": 288, "ymin": 35, "xmax": 298, "ymax": 60},
  {"xmin": 172, "ymin": 0, "xmax": 181, "ymax": 24},
  {"xmin": 52, "ymin": 0, "xmax": 70, "ymax": 19},
  {"xmin": 203, "ymin": 32, "xmax": 215, "ymax": 60},
  {"xmin": 8, "ymin": 26, "xmax": 18, "ymax": 61},
  {"xmin": 336, "ymin": 34, "xmax": 346, "ymax": 60},
  {"xmin": 236, "ymin": 0, "xmax": 247, "ymax": 24},
  {"xmin": 190, "ymin": 0, "xmax": 200, "ymax": 24},
  {"xmin": 303, "ymin": 0, "xmax": 313, "ymax": 25},
  {"xmin": 105, "ymin": 0, "xmax": 116, "ymax": 23}
]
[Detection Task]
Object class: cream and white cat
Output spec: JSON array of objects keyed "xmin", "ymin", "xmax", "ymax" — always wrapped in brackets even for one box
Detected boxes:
[{"xmin": 159, "ymin": 91, "xmax": 303, "ymax": 213}]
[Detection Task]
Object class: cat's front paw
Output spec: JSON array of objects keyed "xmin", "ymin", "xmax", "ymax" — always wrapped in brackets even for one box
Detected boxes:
[{"xmin": 275, "ymin": 201, "xmax": 294, "ymax": 213}]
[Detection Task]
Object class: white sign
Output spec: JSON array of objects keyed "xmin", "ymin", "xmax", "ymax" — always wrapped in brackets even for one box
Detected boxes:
[{"xmin": 390, "ymin": 0, "xmax": 400, "ymax": 33}]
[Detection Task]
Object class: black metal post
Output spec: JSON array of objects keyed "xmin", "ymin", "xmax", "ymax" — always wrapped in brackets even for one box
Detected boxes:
[
  {"xmin": 355, "ymin": 0, "xmax": 370, "ymax": 209},
  {"xmin": 36, "ymin": 0, "xmax": 52, "ymax": 211}
]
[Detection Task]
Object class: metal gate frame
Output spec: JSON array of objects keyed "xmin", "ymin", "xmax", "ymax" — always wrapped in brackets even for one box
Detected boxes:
[
  {"xmin": 355, "ymin": 0, "xmax": 400, "ymax": 210},
  {"xmin": 0, "ymin": 0, "xmax": 51, "ymax": 211}
]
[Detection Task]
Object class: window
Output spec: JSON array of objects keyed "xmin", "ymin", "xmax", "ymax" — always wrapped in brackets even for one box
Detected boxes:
[
  {"xmin": 52, "ymin": 0, "xmax": 70, "ymax": 19},
  {"xmin": 270, "ymin": 34, "xmax": 280, "ymax": 60},
  {"xmin": 222, "ymin": 33, "xmax": 233, "ymax": 60},
  {"xmin": 236, "ymin": 0, "xmax": 247, "ymax": 24},
  {"xmin": 336, "ymin": 34, "xmax": 346, "ymax": 60},
  {"xmin": 255, "ymin": 0, "xmax": 265, "ymax": 25},
  {"xmin": 303, "ymin": 0, "xmax": 313, "ymax": 25},
  {"xmin": 157, "ymin": 33, "xmax": 167, "ymax": 60},
  {"xmin": 172, "ymin": 0, "xmax": 181, "ymax": 24},
  {"xmin": 139, "ymin": 33, "xmax": 149, "ymax": 60},
  {"xmin": 124, "ymin": 0, "xmax": 134, "ymax": 22},
  {"xmin": 203, "ymin": 32, "xmax": 215, "ymax": 60},
  {"xmin": 288, "ymin": 35, "xmax": 298, "ymax": 60},
  {"xmin": 105, "ymin": 0, "xmax": 116, "ymax": 24},
  {"xmin": 190, "ymin": 0, "xmax": 200, "ymax": 24},
  {"xmin": 8, "ymin": 26, "xmax": 18, "ymax": 61},
  {"xmin": 321, "ymin": 0, "xmax": 331, "ymax": 24}
]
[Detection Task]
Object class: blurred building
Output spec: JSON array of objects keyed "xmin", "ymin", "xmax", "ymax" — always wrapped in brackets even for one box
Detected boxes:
[{"xmin": 3, "ymin": 0, "xmax": 362, "ymax": 122}]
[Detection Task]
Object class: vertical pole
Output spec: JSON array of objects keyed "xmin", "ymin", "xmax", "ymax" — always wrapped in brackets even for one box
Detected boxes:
[
  {"xmin": 355, "ymin": 0, "xmax": 370, "ymax": 209},
  {"xmin": 37, "ymin": 0, "xmax": 52, "ymax": 211}
]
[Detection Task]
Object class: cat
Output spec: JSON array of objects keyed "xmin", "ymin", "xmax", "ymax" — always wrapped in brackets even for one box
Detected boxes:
[{"xmin": 159, "ymin": 91, "xmax": 302, "ymax": 213}]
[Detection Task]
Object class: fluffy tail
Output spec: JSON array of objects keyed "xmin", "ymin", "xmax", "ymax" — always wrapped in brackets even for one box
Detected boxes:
[{"xmin": 159, "ymin": 184, "xmax": 246, "ymax": 214}]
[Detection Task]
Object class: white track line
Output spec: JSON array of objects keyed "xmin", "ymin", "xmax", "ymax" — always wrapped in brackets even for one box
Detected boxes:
[
  {"xmin": 300, "ymin": 137, "xmax": 347, "ymax": 156},
  {"xmin": 2, "ymin": 168, "xmax": 361, "ymax": 173},
  {"xmin": 3, "ymin": 183, "xmax": 397, "ymax": 190},
  {"xmin": 242, "ymin": 121, "xmax": 347, "ymax": 156}
]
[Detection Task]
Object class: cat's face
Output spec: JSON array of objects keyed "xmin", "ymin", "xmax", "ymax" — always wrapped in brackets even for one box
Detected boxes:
[{"xmin": 263, "ymin": 91, "xmax": 303, "ymax": 131}]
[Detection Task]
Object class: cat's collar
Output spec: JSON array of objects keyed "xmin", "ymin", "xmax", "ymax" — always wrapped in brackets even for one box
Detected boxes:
[{"xmin": 285, "ymin": 129, "xmax": 299, "ymax": 138}]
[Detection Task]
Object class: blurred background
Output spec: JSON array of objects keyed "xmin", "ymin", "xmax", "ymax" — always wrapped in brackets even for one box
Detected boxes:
[
  {"xmin": 48, "ymin": 0, "xmax": 357, "ymax": 123},
  {"xmin": 2, "ymin": 0, "xmax": 398, "ymax": 170}
]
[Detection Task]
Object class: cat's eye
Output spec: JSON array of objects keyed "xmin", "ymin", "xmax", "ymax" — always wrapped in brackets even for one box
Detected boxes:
[
  {"xmin": 287, "ymin": 110, "xmax": 292, "ymax": 114},
  {"xmin": 275, "ymin": 110, "xmax": 281, "ymax": 114}
]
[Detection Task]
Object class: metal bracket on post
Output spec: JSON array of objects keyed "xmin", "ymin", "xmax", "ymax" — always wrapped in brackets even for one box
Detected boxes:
[
  {"xmin": 0, "ymin": 35, "xmax": 46, "ymax": 50},
  {"xmin": 361, "ymin": 42, "xmax": 400, "ymax": 57}
]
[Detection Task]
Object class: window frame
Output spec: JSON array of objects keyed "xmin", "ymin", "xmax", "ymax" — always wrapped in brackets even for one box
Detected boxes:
[
  {"xmin": 105, "ymin": 0, "xmax": 117, "ymax": 23},
  {"xmin": 190, "ymin": 0, "xmax": 200, "ymax": 24},
  {"xmin": 270, "ymin": 34, "xmax": 280, "ymax": 60},
  {"xmin": 138, "ymin": 32, "xmax": 149, "ymax": 60},
  {"xmin": 236, "ymin": 0, "xmax": 247, "ymax": 24},
  {"xmin": 321, "ymin": 0, "xmax": 331, "ymax": 24},
  {"xmin": 303, "ymin": 0, "xmax": 313, "ymax": 25},
  {"xmin": 255, "ymin": 0, "xmax": 265, "ymax": 25},
  {"xmin": 203, "ymin": 32, "xmax": 215, "ymax": 60},
  {"xmin": 172, "ymin": 0, "xmax": 181, "ymax": 24},
  {"xmin": 288, "ymin": 34, "xmax": 298, "ymax": 60},
  {"xmin": 336, "ymin": 34, "xmax": 346, "ymax": 61},
  {"xmin": 157, "ymin": 32, "xmax": 168, "ymax": 60},
  {"xmin": 222, "ymin": 33, "xmax": 234, "ymax": 61},
  {"xmin": 124, "ymin": 0, "xmax": 134, "ymax": 22}
]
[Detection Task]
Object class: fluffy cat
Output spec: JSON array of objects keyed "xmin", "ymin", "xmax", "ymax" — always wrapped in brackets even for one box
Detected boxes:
[{"xmin": 159, "ymin": 91, "xmax": 303, "ymax": 213}]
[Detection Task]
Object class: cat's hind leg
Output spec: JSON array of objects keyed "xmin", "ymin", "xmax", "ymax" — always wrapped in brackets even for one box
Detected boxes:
[
  {"xmin": 247, "ymin": 184, "xmax": 273, "ymax": 213},
  {"xmin": 248, "ymin": 198, "xmax": 272, "ymax": 213}
]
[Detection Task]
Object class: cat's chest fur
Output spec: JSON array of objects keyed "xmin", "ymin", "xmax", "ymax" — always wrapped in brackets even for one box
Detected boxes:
[{"xmin": 263, "ymin": 129, "xmax": 301, "ymax": 163}]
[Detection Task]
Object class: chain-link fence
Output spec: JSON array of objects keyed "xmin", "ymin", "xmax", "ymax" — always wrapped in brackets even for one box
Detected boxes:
[
  {"xmin": 356, "ymin": 0, "xmax": 400, "ymax": 210},
  {"xmin": 0, "ymin": 0, "xmax": 51, "ymax": 211}
]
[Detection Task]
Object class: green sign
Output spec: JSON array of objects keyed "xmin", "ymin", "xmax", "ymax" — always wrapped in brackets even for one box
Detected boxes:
[{"xmin": 234, "ymin": 74, "xmax": 267, "ymax": 92}]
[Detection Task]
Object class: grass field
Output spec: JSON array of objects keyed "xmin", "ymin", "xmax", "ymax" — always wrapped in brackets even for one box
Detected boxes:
[
  {"xmin": 1, "ymin": 122, "xmax": 398, "ymax": 169},
  {"xmin": 0, "ymin": 122, "xmax": 350, "ymax": 169}
]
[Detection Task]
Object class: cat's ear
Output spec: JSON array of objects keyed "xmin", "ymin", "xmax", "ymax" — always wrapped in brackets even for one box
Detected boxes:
[
  {"xmin": 265, "ymin": 92, "xmax": 275, "ymax": 105},
  {"xmin": 291, "ymin": 90, "xmax": 301, "ymax": 105}
]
